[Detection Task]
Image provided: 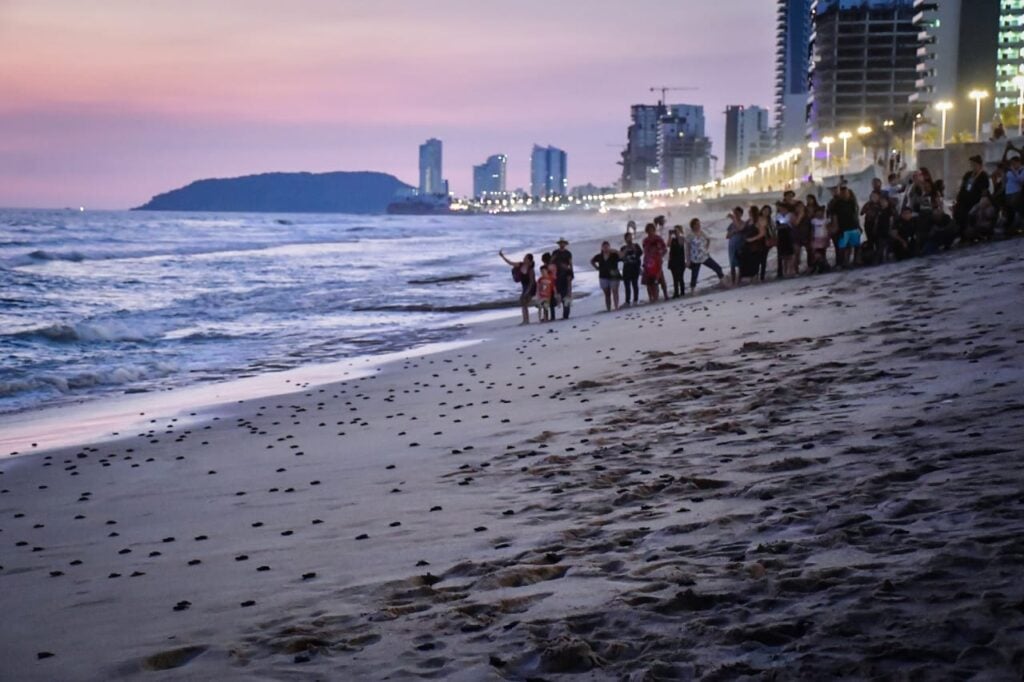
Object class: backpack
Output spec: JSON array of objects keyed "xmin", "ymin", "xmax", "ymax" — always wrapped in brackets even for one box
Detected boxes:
[{"xmin": 511, "ymin": 265, "xmax": 523, "ymax": 283}]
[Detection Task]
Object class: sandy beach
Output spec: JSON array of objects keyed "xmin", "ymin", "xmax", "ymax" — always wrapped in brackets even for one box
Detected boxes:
[{"xmin": 2, "ymin": 236, "xmax": 1023, "ymax": 680}]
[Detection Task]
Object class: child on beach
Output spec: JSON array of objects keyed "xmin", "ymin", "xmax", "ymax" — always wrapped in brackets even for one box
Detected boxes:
[
  {"xmin": 811, "ymin": 205, "xmax": 830, "ymax": 274},
  {"xmin": 535, "ymin": 263, "xmax": 555, "ymax": 322}
]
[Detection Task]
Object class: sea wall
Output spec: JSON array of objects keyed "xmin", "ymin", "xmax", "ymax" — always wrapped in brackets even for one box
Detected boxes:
[{"xmin": 917, "ymin": 135, "xmax": 1024, "ymax": 186}]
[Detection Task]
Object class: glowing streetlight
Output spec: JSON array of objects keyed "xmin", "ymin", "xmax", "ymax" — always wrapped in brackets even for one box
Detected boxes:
[
  {"xmin": 838, "ymin": 131, "xmax": 852, "ymax": 167},
  {"xmin": 935, "ymin": 101, "xmax": 953, "ymax": 148},
  {"xmin": 807, "ymin": 141, "xmax": 820, "ymax": 178},
  {"xmin": 969, "ymin": 90, "xmax": 989, "ymax": 141},
  {"xmin": 822, "ymin": 136, "xmax": 835, "ymax": 171},
  {"xmin": 909, "ymin": 113, "xmax": 922, "ymax": 166},
  {"xmin": 1014, "ymin": 76, "xmax": 1024, "ymax": 136},
  {"xmin": 856, "ymin": 125, "xmax": 872, "ymax": 164}
]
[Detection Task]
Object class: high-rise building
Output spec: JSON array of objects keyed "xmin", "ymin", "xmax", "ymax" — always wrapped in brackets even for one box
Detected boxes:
[
  {"xmin": 996, "ymin": 2, "xmax": 1024, "ymax": 111},
  {"xmin": 725, "ymin": 105, "xmax": 773, "ymax": 175},
  {"xmin": 912, "ymin": 0, "xmax": 998, "ymax": 136},
  {"xmin": 622, "ymin": 104, "xmax": 712, "ymax": 190},
  {"xmin": 530, "ymin": 145, "xmax": 568, "ymax": 199},
  {"xmin": 418, "ymin": 138, "xmax": 445, "ymax": 195},
  {"xmin": 808, "ymin": 0, "xmax": 918, "ymax": 138},
  {"xmin": 621, "ymin": 104, "xmax": 663, "ymax": 192},
  {"xmin": 472, "ymin": 154, "xmax": 507, "ymax": 198},
  {"xmin": 657, "ymin": 104, "xmax": 713, "ymax": 188},
  {"xmin": 776, "ymin": 0, "xmax": 813, "ymax": 149}
]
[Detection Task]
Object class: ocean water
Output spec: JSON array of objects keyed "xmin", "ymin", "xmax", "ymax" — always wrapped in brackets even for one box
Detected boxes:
[{"xmin": 0, "ymin": 209, "xmax": 612, "ymax": 416}]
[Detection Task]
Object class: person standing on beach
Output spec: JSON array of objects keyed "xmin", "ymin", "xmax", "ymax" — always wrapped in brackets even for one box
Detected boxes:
[
  {"xmin": 652, "ymin": 215, "xmax": 671, "ymax": 299},
  {"xmin": 870, "ymin": 194, "xmax": 895, "ymax": 264},
  {"xmin": 684, "ymin": 218, "xmax": 725, "ymax": 293},
  {"xmin": 800, "ymin": 196, "xmax": 821, "ymax": 273},
  {"xmin": 499, "ymin": 250, "xmax": 536, "ymax": 325},
  {"xmin": 726, "ymin": 207, "xmax": 745, "ymax": 284},
  {"xmin": 860, "ymin": 191, "xmax": 883, "ymax": 264},
  {"xmin": 619, "ymin": 230, "xmax": 643, "ymax": 306},
  {"xmin": 831, "ymin": 184, "xmax": 861, "ymax": 268},
  {"xmin": 641, "ymin": 223, "xmax": 667, "ymax": 302},
  {"xmin": 775, "ymin": 202, "xmax": 795, "ymax": 279},
  {"xmin": 551, "ymin": 238, "xmax": 574, "ymax": 320},
  {"xmin": 738, "ymin": 213, "xmax": 767, "ymax": 284},
  {"xmin": 810, "ymin": 204, "xmax": 831, "ymax": 272},
  {"xmin": 668, "ymin": 226, "xmax": 687, "ymax": 298},
  {"xmin": 759, "ymin": 205, "xmax": 775, "ymax": 282},
  {"xmin": 590, "ymin": 241, "xmax": 622, "ymax": 311}
]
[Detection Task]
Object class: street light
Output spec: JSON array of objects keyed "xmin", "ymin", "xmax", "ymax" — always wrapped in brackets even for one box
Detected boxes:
[
  {"xmin": 856, "ymin": 125, "xmax": 872, "ymax": 165},
  {"xmin": 1013, "ymin": 76, "xmax": 1024, "ymax": 136},
  {"xmin": 969, "ymin": 89, "xmax": 989, "ymax": 141},
  {"xmin": 822, "ymin": 136, "xmax": 835, "ymax": 172},
  {"xmin": 910, "ymin": 114, "xmax": 921, "ymax": 166},
  {"xmin": 935, "ymin": 101, "xmax": 953, "ymax": 148},
  {"xmin": 838, "ymin": 131, "xmax": 852, "ymax": 168},
  {"xmin": 807, "ymin": 141, "xmax": 820, "ymax": 178}
]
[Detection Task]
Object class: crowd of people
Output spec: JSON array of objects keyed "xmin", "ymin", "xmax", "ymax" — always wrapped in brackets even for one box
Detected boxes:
[
  {"xmin": 500, "ymin": 149, "xmax": 1019, "ymax": 325},
  {"xmin": 499, "ymin": 215, "xmax": 725, "ymax": 325}
]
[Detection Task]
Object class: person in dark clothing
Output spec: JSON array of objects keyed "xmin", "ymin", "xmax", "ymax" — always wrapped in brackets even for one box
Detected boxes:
[
  {"xmin": 966, "ymin": 196, "xmax": 997, "ymax": 241},
  {"xmin": 667, "ymin": 226, "xmax": 687, "ymax": 298},
  {"xmin": 891, "ymin": 206, "xmax": 916, "ymax": 260},
  {"xmin": 653, "ymin": 215, "xmax": 671, "ymax": 299},
  {"xmin": 830, "ymin": 184, "xmax": 861, "ymax": 268},
  {"xmin": 954, "ymin": 155, "xmax": 990, "ymax": 240},
  {"xmin": 619, "ymin": 230, "xmax": 643, "ymax": 306},
  {"xmin": 759, "ymin": 205, "xmax": 774, "ymax": 281},
  {"xmin": 551, "ymin": 238, "xmax": 573, "ymax": 320},
  {"xmin": 870, "ymin": 194, "xmax": 895, "ymax": 264},
  {"xmin": 739, "ymin": 215, "xmax": 768, "ymax": 284},
  {"xmin": 498, "ymin": 250, "xmax": 536, "ymax": 325},
  {"xmin": 590, "ymin": 241, "xmax": 622, "ymax": 311},
  {"xmin": 924, "ymin": 204, "xmax": 958, "ymax": 255},
  {"xmin": 775, "ymin": 202, "xmax": 795, "ymax": 278}
]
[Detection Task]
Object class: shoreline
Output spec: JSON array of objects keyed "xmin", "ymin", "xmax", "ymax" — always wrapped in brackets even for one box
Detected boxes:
[
  {"xmin": 0, "ymin": 209, "xmax": 695, "ymax": 457},
  {"xmin": 1, "ymin": 238, "xmax": 1021, "ymax": 679}
]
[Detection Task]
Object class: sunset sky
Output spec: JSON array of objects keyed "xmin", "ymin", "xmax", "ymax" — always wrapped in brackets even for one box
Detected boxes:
[{"xmin": 1, "ymin": 1, "xmax": 775, "ymax": 208}]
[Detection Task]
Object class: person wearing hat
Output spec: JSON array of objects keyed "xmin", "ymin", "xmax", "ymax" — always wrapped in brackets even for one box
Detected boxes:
[
  {"xmin": 551, "ymin": 238, "xmax": 574, "ymax": 320},
  {"xmin": 1001, "ymin": 143, "xmax": 1024, "ymax": 234},
  {"xmin": 954, "ymin": 155, "xmax": 989, "ymax": 240}
]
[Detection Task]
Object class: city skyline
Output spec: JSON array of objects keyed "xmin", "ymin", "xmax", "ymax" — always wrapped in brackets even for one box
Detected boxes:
[{"xmin": 0, "ymin": 0, "xmax": 774, "ymax": 208}]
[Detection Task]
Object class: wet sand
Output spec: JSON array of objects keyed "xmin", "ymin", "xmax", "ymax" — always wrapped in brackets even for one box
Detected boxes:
[{"xmin": 1, "ymin": 239, "xmax": 1023, "ymax": 680}]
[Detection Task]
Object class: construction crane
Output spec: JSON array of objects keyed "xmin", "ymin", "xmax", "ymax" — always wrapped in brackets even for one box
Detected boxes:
[{"xmin": 649, "ymin": 86, "xmax": 698, "ymax": 105}]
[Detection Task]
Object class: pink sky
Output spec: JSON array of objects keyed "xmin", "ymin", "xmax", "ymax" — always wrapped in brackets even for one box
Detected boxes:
[{"xmin": 0, "ymin": 0, "xmax": 774, "ymax": 208}]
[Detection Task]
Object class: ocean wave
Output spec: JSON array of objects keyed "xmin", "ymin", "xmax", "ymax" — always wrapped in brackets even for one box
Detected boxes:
[
  {"xmin": 12, "ymin": 320, "xmax": 156, "ymax": 344},
  {"xmin": 4, "ymin": 238, "xmax": 365, "ymax": 268},
  {"xmin": 406, "ymin": 274, "xmax": 481, "ymax": 285},
  {"xmin": 0, "ymin": 362, "xmax": 178, "ymax": 398},
  {"xmin": 27, "ymin": 249, "xmax": 87, "ymax": 263},
  {"xmin": 352, "ymin": 299, "xmax": 519, "ymax": 313}
]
